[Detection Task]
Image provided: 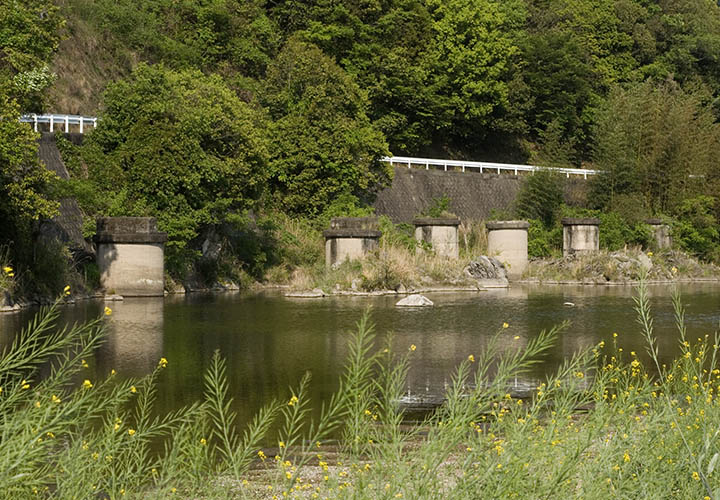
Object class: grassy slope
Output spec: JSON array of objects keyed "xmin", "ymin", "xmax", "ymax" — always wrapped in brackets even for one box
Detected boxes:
[{"xmin": 47, "ymin": 1, "xmax": 137, "ymax": 114}]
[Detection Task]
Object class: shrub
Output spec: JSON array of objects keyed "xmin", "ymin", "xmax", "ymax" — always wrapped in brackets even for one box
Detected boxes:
[
  {"xmin": 672, "ymin": 196, "xmax": 720, "ymax": 260},
  {"xmin": 516, "ymin": 170, "xmax": 565, "ymax": 228},
  {"xmin": 527, "ymin": 218, "xmax": 562, "ymax": 258},
  {"xmin": 421, "ymin": 194, "xmax": 453, "ymax": 218}
]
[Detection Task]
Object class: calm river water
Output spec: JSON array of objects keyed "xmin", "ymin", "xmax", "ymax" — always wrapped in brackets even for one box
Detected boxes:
[{"xmin": 1, "ymin": 283, "xmax": 719, "ymax": 428}]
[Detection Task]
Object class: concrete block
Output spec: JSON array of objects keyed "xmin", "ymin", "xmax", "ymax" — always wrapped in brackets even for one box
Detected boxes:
[
  {"xmin": 413, "ymin": 217, "xmax": 460, "ymax": 259},
  {"xmin": 562, "ymin": 218, "xmax": 600, "ymax": 256},
  {"xmin": 486, "ymin": 220, "xmax": 529, "ymax": 279}
]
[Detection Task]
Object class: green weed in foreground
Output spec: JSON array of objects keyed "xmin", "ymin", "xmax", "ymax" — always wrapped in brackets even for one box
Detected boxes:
[{"xmin": 2, "ymin": 285, "xmax": 720, "ymax": 499}]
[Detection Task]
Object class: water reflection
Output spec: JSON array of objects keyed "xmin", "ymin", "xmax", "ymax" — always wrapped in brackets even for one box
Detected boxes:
[{"xmin": 96, "ymin": 298, "xmax": 164, "ymax": 377}]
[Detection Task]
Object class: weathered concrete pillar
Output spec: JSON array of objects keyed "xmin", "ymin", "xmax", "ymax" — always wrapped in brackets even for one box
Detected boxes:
[
  {"xmin": 95, "ymin": 217, "xmax": 167, "ymax": 296},
  {"xmin": 323, "ymin": 217, "xmax": 381, "ymax": 267},
  {"xmin": 562, "ymin": 218, "xmax": 600, "ymax": 256},
  {"xmin": 413, "ymin": 217, "xmax": 460, "ymax": 259},
  {"xmin": 486, "ymin": 220, "xmax": 530, "ymax": 279},
  {"xmin": 645, "ymin": 218, "xmax": 672, "ymax": 249}
]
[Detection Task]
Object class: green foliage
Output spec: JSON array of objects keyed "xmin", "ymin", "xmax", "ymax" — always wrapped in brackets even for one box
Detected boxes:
[
  {"xmin": 672, "ymin": 196, "xmax": 720, "ymax": 260},
  {"xmin": 596, "ymin": 212, "xmax": 652, "ymax": 251},
  {"xmin": 0, "ymin": 94, "xmax": 60, "ymax": 295},
  {"xmin": 527, "ymin": 218, "xmax": 562, "ymax": 258},
  {"xmin": 421, "ymin": 194, "xmax": 453, "ymax": 218},
  {"xmin": 0, "ymin": 0, "xmax": 63, "ymax": 109},
  {"xmin": 423, "ymin": 0, "xmax": 523, "ymax": 142},
  {"xmin": 261, "ymin": 37, "xmax": 390, "ymax": 217},
  {"xmin": 591, "ymin": 80, "xmax": 720, "ymax": 214},
  {"xmin": 516, "ymin": 170, "xmax": 565, "ymax": 228},
  {"xmin": 378, "ymin": 216, "xmax": 416, "ymax": 253},
  {"xmin": 67, "ymin": 0, "xmax": 279, "ymax": 78},
  {"xmin": 0, "ymin": 95, "xmax": 58, "ymax": 227},
  {"xmin": 76, "ymin": 63, "xmax": 269, "ymax": 276}
]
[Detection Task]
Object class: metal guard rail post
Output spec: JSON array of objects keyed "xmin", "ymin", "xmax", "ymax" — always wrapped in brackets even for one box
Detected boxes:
[
  {"xmin": 381, "ymin": 156, "xmax": 599, "ymax": 179},
  {"xmin": 19, "ymin": 114, "xmax": 98, "ymax": 134}
]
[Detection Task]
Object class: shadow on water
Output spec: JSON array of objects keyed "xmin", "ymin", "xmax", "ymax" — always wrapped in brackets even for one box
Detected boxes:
[{"xmin": 1, "ymin": 283, "xmax": 719, "ymax": 433}]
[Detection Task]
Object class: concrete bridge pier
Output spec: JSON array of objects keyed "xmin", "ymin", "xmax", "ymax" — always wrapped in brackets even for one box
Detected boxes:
[
  {"xmin": 562, "ymin": 218, "xmax": 600, "ymax": 256},
  {"xmin": 95, "ymin": 217, "xmax": 167, "ymax": 296},
  {"xmin": 646, "ymin": 218, "xmax": 672, "ymax": 249},
  {"xmin": 413, "ymin": 217, "xmax": 461, "ymax": 259},
  {"xmin": 323, "ymin": 217, "xmax": 382, "ymax": 267},
  {"xmin": 486, "ymin": 220, "xmax": 530, "ymax": 279}
]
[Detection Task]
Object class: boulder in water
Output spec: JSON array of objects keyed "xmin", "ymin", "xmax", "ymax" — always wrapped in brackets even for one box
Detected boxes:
[{"xmin": 396, "ymin": 294, "xmax": 434, "ymax": 307}]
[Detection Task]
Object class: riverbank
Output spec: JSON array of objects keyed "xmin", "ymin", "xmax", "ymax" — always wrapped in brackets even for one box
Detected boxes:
[{"xmin": 278, "ymin": 246, "xmax": 720, "ymax": 297}]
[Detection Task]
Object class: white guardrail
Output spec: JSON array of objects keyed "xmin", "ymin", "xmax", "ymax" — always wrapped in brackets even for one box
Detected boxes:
[
  {"xmin": 20, "ymin": 114, "xmax": 98, "ymax": 134},
  {"xmin": 381, "ymin": 156, "xmax": 599, "ymax": 179},
  {"xmin": 19, "ymin": 115, "xmax": 598, "ymax": 178}
]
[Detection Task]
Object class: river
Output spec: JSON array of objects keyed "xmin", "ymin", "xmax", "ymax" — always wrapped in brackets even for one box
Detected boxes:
[{"xmin": 1, "ymin": 283, "xmax": 719, "ymax": 429}]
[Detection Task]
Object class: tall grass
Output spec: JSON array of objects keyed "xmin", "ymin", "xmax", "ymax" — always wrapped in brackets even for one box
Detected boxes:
[{"xmin": 3, "ymin": 283, "xmax": 720, "ymax": 498}]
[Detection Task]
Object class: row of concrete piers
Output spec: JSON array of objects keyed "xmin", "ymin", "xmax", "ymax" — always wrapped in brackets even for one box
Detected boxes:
[
  {"xmin": 324, "ymin": 217, "xmax": 673, "ymax": 279},
  {"xmin": 94, "ymin": 216, "xmax": 672, "ymax": 297}
]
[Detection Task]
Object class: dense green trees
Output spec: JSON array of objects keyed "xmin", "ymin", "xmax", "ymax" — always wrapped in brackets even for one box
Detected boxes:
[
  {"xmin": 76, "ymin": 64, "xmax": 269, "ymax": 271},
  {"xmin": 6, "ymin": 0, "xmax": 720, "ymax": 287},
  {"xmin": 49, "ymin": 0, "xmax": 720, "ymax": 165},
  {"xmin": 260, "ymin": 38, "xmax": 390, "ymax": 217},
  {"xmin": 590, "ymin": 81, "xmax": 720, "ymax": 214}
]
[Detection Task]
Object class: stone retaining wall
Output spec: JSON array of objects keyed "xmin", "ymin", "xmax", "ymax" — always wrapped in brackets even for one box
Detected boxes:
[{"xmin": 374, "ymin": 167, "xmax": 589, "ymax": 223}]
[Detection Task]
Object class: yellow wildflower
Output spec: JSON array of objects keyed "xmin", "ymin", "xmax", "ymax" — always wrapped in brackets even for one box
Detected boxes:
[
  {"xmin": 128, "ymin": 429, "xmax": 136, "ymax": 436},
  {"xmin": 258, "ymin": 450, "xmax": 266, "ymax": 461},
  {"xmin": 3, "ymin": 266, "xmax": 12, "ymax": 274},
  {"xmin": 279, "ymin": 441, "xmax": 285, "ymax": 448},
  {"xmin": 130, "ymin": 385, "xmax": 137, "ymax": 393},
  {"xmin": 409, "ymin": 344, "xmax": 416, "ymax": 351},
  {"xmin": 200, "ymin": 438, "xmax": 206, "ymax": 446},
  {"xmin": 693, "ymin": 471, "xmax": 700, "ymax": 481},
  {"xmin": 502, "ymin": 322, "xmax": 509, "ymax": 329},
  {"xmin": 82, "ymin": 379, "xmax": 93, "ymax": 389},
  {"xmin": 158, "ymin": 357, "xmax": 168, "ymax": 368},
  {"xmin": 288, "ymin": 395, "xmax": 299, "ymax": 406},
  {"xmin": 104, "ymin": 306, "xmax": 112, "ymax": 316},
  {"xmin": 468, "ymin": 354, "xmax": 475, "ymax": 363},
  {"xmin": 63, "ymin": 285, "xmax": 70, "ymax": 296}
]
